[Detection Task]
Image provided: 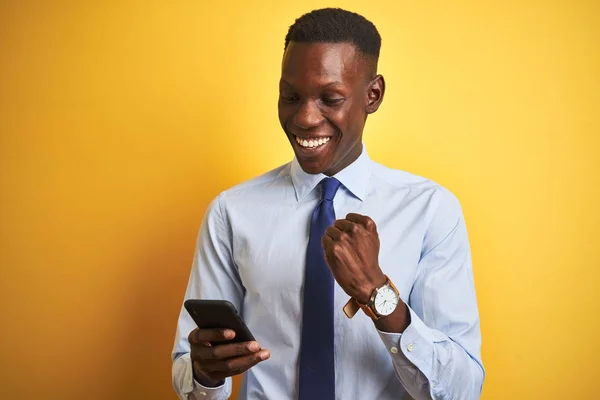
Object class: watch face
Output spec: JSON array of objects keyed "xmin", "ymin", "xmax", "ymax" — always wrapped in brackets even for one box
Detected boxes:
[{"xmin": 374, "ymin": 285, "xmax": 399, "ymax": 316}]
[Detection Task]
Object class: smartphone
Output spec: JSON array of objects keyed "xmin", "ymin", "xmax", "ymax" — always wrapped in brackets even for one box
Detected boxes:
[{"xmin": 184, "ymin": 299, "xmax": 255, "ymax": 343}]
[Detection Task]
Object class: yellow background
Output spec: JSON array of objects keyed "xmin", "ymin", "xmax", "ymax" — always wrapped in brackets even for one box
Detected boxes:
[{"xmin": 1, "ymin": 1, "xmax": 598, "ymax": 399}]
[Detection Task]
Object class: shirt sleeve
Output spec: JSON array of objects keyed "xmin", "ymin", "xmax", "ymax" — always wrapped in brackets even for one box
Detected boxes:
[
  {"xmin": 172, "ymin": 353, "xmax": 232, "ymax": 400},
  {"xmin": 378, "ymin": 188, "xmax": 485, "ymax": 400},
  {"xmin": 171, "ymin": 193, "xmax": 244, "ymax": 400}
]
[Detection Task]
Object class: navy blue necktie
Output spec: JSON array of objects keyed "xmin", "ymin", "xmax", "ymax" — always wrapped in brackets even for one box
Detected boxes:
[{"xmin": 298, "ymin": 177, "xmax": 341, "ymax": 400}]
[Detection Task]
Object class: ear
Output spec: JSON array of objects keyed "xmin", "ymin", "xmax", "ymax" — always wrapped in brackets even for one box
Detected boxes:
[{"xmin": 366, "ymin": 74, "xmax": 385, "ymax": 114}]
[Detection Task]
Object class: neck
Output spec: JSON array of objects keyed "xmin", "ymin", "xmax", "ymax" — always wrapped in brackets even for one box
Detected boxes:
[{"xmin": 323, "ymin": 141, "xmax": 363, "ymax": 176}]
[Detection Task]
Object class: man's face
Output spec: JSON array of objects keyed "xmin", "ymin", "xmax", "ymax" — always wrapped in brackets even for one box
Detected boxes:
[{"xmin": 278, "ymin": 42, "xmax": 377, "ymax": 176}]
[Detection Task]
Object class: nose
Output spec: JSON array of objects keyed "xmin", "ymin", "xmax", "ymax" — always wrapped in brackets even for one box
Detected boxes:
[{"xmin": 291, "ymin": 99, "xmax": 324, "ymax": 130}]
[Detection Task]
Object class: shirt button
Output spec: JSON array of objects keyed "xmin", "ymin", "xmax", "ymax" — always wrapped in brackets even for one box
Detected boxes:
[
  {"xmin": 199, "ymin": 392, "xmax": 207, "ymax": 397},
  {"xmin": 390, "ymin": 346, "xmax": 398, "ymax": 354},
  {"xmin": 407, "ymin": 343, "xmax": 415, "ymax": 352}
]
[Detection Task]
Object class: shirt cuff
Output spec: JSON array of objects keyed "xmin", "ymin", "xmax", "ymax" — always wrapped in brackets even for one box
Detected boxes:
[
  {"xmin": 180, "ymin": 353, "xmax": 231, "ymax": 400},
  {"xmin": 377, "ymin": 305, "xmax": 440, "ymax": 375}
]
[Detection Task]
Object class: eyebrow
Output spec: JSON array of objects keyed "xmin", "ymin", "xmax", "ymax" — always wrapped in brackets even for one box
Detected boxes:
[{"xmin": 280, "ymin": 79, "xmax": 345, "ymax": 89}]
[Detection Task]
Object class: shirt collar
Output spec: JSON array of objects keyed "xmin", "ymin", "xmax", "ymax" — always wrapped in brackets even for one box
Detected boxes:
[{"xmin": 290, "ymin": 144, "xmax": 371, "ymax": 202}]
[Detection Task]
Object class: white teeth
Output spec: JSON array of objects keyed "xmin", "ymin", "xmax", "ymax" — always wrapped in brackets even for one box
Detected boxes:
[{"xmin": 295, "ymin": 136, "xmax": 331, "ymax": 148}]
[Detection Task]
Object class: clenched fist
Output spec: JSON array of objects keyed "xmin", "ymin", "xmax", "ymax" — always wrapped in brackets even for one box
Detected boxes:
[{"xmin": 322, "ymin": 213, "xmax": 387, "ymax": 303}]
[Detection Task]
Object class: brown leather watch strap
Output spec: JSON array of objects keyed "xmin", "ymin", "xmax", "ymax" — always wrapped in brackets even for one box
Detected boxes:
[
  {"xmin": 343, "ymin": 298, "xmax": 360, "ymax": 318},
  {"xmin": 343, "ymin": 297, "xmax": 382, "ymax": 320},
  {"xmin": 359, "ymin": 302, "xmax": 381, "ymax": 320}
]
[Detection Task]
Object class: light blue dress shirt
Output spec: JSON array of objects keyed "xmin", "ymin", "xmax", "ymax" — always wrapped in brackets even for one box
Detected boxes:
[{"xmin": 172, "ymin": 145, "xmax": 485, "ymax": 400}]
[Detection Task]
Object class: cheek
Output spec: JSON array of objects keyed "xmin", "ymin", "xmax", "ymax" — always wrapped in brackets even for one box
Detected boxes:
[
  {"xmin": 326, "ymin": 105, "xmax": 351, "ymax": 129},
  {"xmin": 278, "ymin": 105, "xmax": 291, "ymax": 128},
  {"xmin": 329, "ymin": 103, "xmax": 362, "ymax": 137}
]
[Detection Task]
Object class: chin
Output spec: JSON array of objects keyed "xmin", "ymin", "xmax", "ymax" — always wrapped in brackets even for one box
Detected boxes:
[{"xmin": 297, "ymin": 159, "xmax": 328, "ymax": 175}]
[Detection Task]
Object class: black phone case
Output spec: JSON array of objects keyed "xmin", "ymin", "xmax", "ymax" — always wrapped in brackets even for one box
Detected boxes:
[{"xmin": 184, "ymin": 299, "xmax": 255, "ymax": 343}]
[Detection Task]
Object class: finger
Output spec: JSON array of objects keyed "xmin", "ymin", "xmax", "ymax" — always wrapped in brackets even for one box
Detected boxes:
[
  {"xmin": 325, "ymin": 226, "xmax": 343, "ymax": 241},
  {"xmin": 346, "ymin": 213, "xmax": 376, "ymax": 231},
  {"xmin": 322, "ymin": 234, "xmax": 333, "ymax": 249},
  {"xmin": 192, "ymin": 340, "xmax": 261, "ymax": 362},
  {"xmin": 212, "ymin": 349, "xmax": 271, "ymax": 375},
  {"xmin": 334, "ymin": 219, "xmax": 356, "ymax": 233},
  {"xmin": 188, "ymin": 328, "xmax": 235, "ymax": 345}
]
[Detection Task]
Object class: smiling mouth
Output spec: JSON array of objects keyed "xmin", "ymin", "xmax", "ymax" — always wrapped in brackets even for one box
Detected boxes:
[{"xmin": 293, "ymin": 135, "xmax": 331, "ymax": 149}]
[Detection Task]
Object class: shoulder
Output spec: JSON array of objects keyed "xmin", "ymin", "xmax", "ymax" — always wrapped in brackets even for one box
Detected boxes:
[
  {"xmin": 370, "ymin": 160, "xmax": 460, "ymax": 205},
  {"xmin": 206, "ymin": 162, "xmax": 293, "ymax": 216},
  {"xmin": 369, "ymin": 159, "xmax": 464, "ymax": 228},
  {"xmin": 221, "ymin": 162, "xmax": 292, "ymax": 199}
]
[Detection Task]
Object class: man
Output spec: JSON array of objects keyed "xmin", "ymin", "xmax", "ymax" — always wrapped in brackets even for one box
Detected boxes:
[{"xmin": 172, "ymin": 8, "xmax": 484, "ymax": 400}]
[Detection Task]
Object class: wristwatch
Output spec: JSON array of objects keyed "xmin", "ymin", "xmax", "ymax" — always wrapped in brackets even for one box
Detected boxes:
[{"xmin": 343, "ymin": 276, "xmax": 400, "ymax": 320}]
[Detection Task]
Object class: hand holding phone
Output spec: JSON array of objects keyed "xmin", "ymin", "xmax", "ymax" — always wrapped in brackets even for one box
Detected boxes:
[{"xmin": 185, "ymin": 300, "xmax": 270, "ymax": 387}]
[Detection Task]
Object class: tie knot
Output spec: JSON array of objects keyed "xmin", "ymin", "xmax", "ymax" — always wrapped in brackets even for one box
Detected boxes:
[{"xmin": 320, "ymin": 177, "xmax": 341, "ymax": 201}]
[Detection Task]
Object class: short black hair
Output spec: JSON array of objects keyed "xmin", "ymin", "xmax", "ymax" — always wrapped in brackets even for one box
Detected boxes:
[{"xmin": 284, "ymin": 8, "xmax": 381, "ymax": 58}]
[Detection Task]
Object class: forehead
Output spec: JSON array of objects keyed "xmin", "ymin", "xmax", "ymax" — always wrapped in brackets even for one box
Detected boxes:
[{"xmin": 280, "ymin": 42, "xmax": 363, "ymax": 87}]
